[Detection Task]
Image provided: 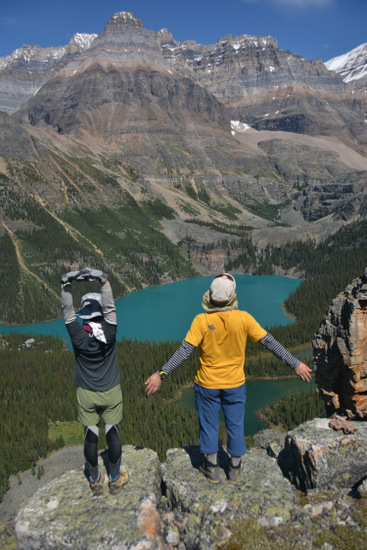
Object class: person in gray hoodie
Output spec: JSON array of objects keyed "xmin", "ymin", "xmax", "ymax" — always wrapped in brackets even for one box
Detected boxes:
[{"xmin": 61, "ymin": 267, "xmax": 128, "ymax": 496}]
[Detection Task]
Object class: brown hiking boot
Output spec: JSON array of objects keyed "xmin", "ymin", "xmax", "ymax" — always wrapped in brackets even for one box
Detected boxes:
[
  {"xmin": 199, "ymin": 458, "xmax": 220, "ymax": 484},
  {"xmin": 89, "ymin": 470, "xmax": 105, "ymax": 496},
  {"xmin": 228, "ymin": 458, "xmax": 241, "ymax": 484},
  {"xmin": 109, "ymin": 467, "xmax": 129, "ymax": 495}
]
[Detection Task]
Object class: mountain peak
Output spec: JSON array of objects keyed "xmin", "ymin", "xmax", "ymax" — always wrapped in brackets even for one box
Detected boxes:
[
  {"xmin": 325, "ymin": 42, "xmax": 367, "ymax": 83},
  {"xmin": 68, "ymin": 33, "xmax": 97, "ymax": 50},
  {"xmin": 107, "ymin": 12, "xmax": 144, "ymax": 28}
]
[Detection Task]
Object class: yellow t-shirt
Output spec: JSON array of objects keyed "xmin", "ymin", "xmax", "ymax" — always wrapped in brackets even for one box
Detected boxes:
[{"xmin": 184, "ymin": 309, "xmax": 267, "ymax": 389}]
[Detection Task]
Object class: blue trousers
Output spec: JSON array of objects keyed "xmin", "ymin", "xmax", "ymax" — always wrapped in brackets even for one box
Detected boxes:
[{"xmin": 194, "ymin": 382, "xmax": 247, "ymax": 457}]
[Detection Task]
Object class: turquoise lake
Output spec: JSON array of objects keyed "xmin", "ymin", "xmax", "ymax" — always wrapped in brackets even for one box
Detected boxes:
[{"xmin": 0, "ymin": 275, "xmax": 301, "ymax": 343}]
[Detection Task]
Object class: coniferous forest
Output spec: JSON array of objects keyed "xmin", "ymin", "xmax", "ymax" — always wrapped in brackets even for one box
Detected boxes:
[{"xmin": 0, "ymin": 219, "xmax": 366, "ymax": 502}]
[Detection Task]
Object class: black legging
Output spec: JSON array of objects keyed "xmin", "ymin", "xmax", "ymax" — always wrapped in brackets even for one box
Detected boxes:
[
  {"xmin": 84, "ymin": 425, "xmax": 122, "ymax": 478},
  {"xmin": 106, "ymin": 424, "xmax": 121, "ymax": 466},
  {"xmin": 84, "ymin": 426, "xmax": 98, "ymax": 468}
]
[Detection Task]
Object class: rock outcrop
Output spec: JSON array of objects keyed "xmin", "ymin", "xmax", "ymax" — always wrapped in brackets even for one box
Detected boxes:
[
  {"xmin": 10, "ymin": 421, "xmax": 367, "ymax": 549},
  {"xmin": 278, "ymin": 418, "xmax": 367, "ymax": 492},
  {"xmin": 313, "ymin": 267, "xmax": 367, "ymax": 418},
  {"xmin": 162, "ymin": 445, "xmax": 296, "ymax": 548},
  {"xmin": 0, "ymin": 33, "xmax": 97, "ymax": 114},
  {"xmin": 15, "ymin": 446, "xmax": 165, "ymax": 550}
]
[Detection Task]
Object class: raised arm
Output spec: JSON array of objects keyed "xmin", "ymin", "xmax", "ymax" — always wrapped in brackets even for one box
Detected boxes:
[
  {"xmin": 60, "ymin": 267, "xmax": 111, "ymax": 324},
  {"xmin": 60, "ymin": 268, "xmax": 83, "ymax": 324},
  {"xmin": 101, "ymin": 281, "xmax": 117, "ymax": 325},
  {"xmin": 76, "ymin": 267, "xmax": 116, "ymax": 324},
  {"xmin": 61, "ymin": 282, "xmax": 76, "ymax": 324}
]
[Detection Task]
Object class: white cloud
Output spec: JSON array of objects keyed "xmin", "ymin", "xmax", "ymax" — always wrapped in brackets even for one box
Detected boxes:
[{"xmin": 0, "ymin": 16, "xmax": 17, "ymax": 25}]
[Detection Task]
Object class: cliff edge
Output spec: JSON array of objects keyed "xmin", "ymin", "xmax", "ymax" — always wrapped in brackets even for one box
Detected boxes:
[{"xmin": 1, "ymin": 419, "xmax": 366, "ymax": 549}]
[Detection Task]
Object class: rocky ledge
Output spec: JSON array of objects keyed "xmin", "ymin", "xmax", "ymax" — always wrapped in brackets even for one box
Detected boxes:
[
  {"xmin": 5, "ymin": 418, "xmax": 366, "ymax": 549},
  {"xmin": 313, "ymin": 267, "xmax": 367, "ymax": 419}
]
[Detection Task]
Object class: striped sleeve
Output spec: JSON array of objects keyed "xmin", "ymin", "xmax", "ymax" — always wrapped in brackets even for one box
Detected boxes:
[
  {"xmin": 260, "ymin": 332, "xmax": 300, "ymax": 370},
  {"xmin": 158, "ymin": 340, "xmax": 196, "ymax": 377}
]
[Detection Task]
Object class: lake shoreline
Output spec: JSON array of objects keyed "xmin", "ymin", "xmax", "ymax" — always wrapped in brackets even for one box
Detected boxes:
[
  {"xmin": 0, "ymin": 273, "xmax": 303, "ymax": 328},
  {"xmin": 175, "ymin": 376, "xmax": 315, "ymax": 436}
]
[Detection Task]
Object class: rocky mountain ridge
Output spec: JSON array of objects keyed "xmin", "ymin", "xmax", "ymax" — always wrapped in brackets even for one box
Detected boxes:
[
  {"xmin": 325, "ymin": 42, "xmax": 367, "ymax": 84},
  {"xmin": 1, "ymin": 12, "xmax": 365, "ymax": 144},
  {"xmin": 0, "ymin": 33, "xmax": 97, "ymax": 115},
  {"xmin": 2, "ymin": 13, "xmax": 366, "ymax": 147},
  {"xmin": 1, "ymin": 11, "xmax": 367, "ymax": 323},
  {"xmin": 2, "ymin": 11, "xmax": 366, "ymax": 158},
  {"xmin": 1, "ymin": 13, "xmax": 365, "ymax": 110}
]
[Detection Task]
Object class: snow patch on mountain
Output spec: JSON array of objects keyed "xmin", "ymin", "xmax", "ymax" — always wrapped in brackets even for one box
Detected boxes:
[
  {"xmin": 0, "ymin": 45, "xmax": 65, "ymax": 69},
  {"xmin": 0, "ymin": 33, "xmax": 97, "ymax": 70},
  {"xmin": 325, "ymin": 43, "xmax": 367, "ymax": 82},
  {"xmin": 231, "ymin": 120, "xmax": 254, "ymax": 133},
  {"xmin": 69, "ymin": 33, "xmax": 97, "ymax": 49},
  {"xmin": 112, "ymin": 11, "xmax": 138, "ymax": 21},
  {"xmin": 110, "ymin": 12, "xmax": 143, "ymax": 27}
]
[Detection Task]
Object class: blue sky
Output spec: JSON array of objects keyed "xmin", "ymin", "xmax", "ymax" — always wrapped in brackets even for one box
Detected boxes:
[{"xmin": 0, "ymin": 0, "xmax": 366, "ymax": 62}]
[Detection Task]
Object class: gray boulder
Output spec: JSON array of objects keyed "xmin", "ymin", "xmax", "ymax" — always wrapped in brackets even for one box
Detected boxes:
[
  {"xmin": 162, "ymin": 445, "xmax": 297, "ymax": 549},
  {"xmin": 15, "ymin": 445, "xmax": 166, "ymax": 550},
  {"xmin": 278, "ymin": 418, "xmax": 367, "ymax": 491},
  {"xmin": 253, "ymin": 428, "xmax": 287, "ymax": 458}
]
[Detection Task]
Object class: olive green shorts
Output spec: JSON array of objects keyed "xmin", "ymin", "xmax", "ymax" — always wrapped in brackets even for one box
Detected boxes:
[{"xmin": 76, "ymin": 384, "xmax": 122, "ymax": 426}]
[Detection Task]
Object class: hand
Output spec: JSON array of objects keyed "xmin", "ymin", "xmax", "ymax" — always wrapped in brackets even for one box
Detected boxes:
[
  {"xmin": 61, "ymin": 270, "xmax": 82, "ymax": 284},
  {"xmin": 78, "ymin": 267, "xmax": 108, "ymax": 283},
  {"xmin": 294, "ymin": 361, "xmax": 312, "ymax": 382},
  {"xmin": 145, "ymin": 373, "xmax": 162, "ymax": 396}
]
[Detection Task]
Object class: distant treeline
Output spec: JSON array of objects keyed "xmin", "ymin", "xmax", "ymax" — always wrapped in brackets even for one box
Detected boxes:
[{"xmin": 259, "ymin": 385, "xmax": 327, "ymax": 432}]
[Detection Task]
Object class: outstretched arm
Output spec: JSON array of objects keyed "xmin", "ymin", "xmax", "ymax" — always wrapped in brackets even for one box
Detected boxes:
[
  {"xmin": 145, "ymin": 339, "xmax": 196, "ymax": 395},
  {"xmin": 260, "ymin": 332, "xmax": 312, "ymax": 382}
]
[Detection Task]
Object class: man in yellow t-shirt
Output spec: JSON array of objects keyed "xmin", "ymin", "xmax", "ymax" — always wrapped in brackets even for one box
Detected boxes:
[{"xmin": 145, "ymin": 273, "xmax": 311, "ymax": 484}]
